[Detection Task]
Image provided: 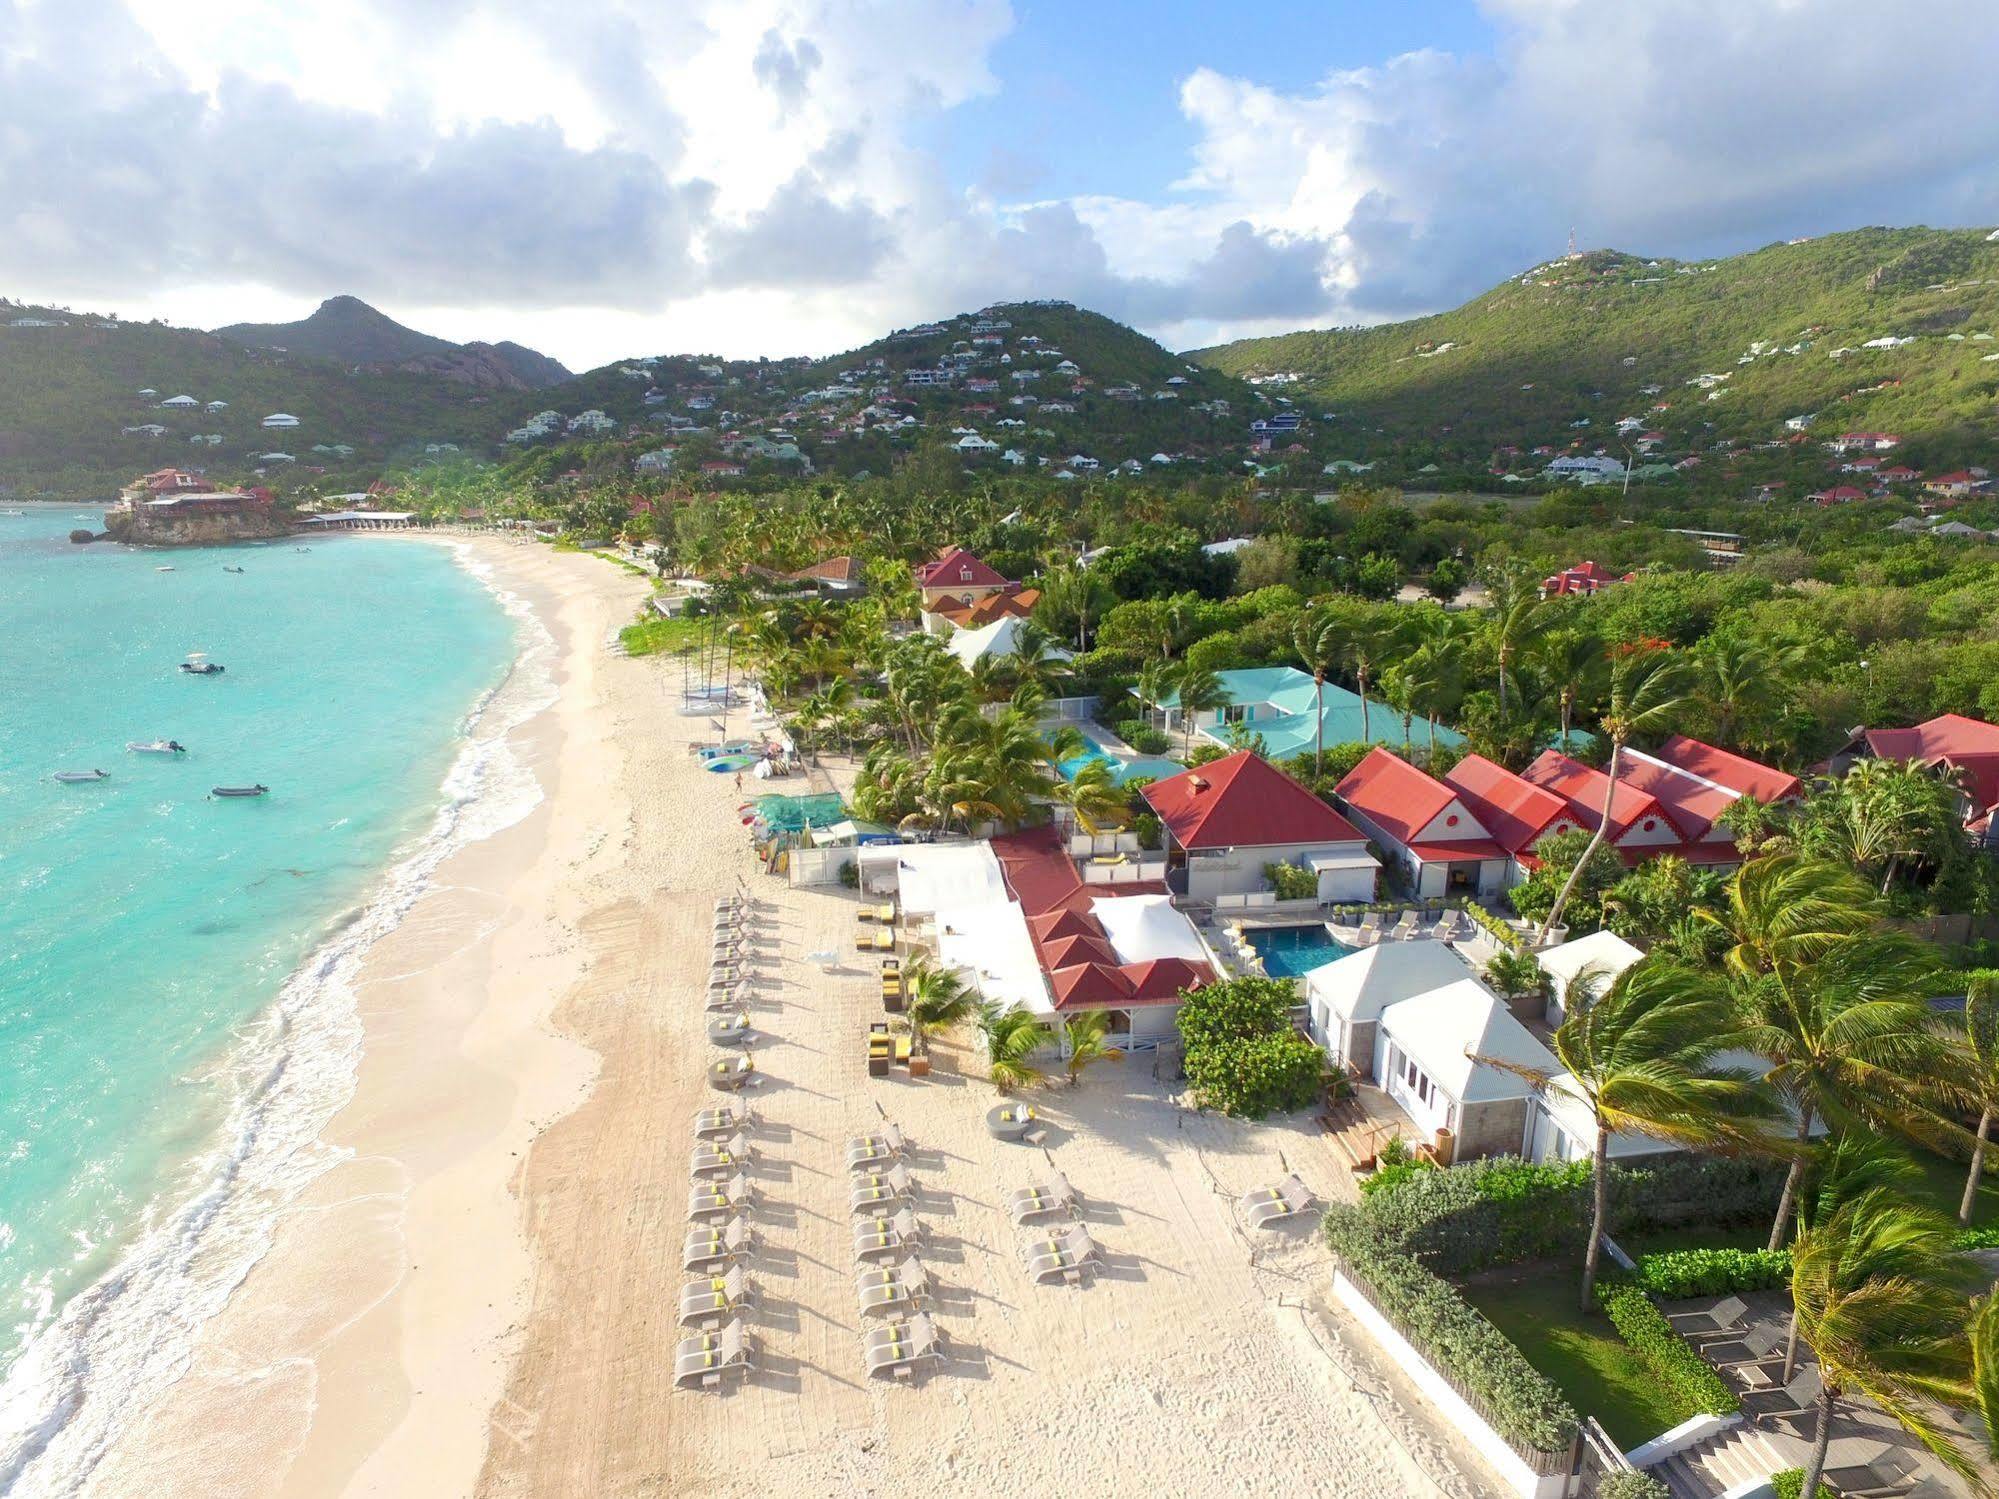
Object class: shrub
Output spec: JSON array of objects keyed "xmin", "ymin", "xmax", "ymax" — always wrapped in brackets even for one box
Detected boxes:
[
  {"xmin": 1174, "ymin": 976, "xmax": 1296, "ymax": 1050},
  {"xmin": 1597, "ymin": 1476, "xmax": 1672, "ymax": 1499},
  {"xmin": 1183, "ymin": 1032, "xmax": 1324, "ymax": 1118},
  {"xmin": 1356, "ymin": 1155, "xmax": 1786, "ymax": 1276},
  {"xmin": 1596, "ymin": 1283, "xmax": 1739, "ymax": 1417},
  {"xmin": 1458, "ymin": 898, "xmax": 1530, "ymax": 952},
  {"xmin": 1324, "ymin": 1208, "xmax": 1579, "ymax": 1455},
  {"xmin": 1130, "ymin": 811, "xmax": 1164, "ymax": 851},
  {"xmin": 1955, "ymin": 1224, "xmax": 1999, "ymax": 1250},
  {"xmin": 1770, "ymin": 1469, "xmax": 1835, "ymax": 1499},
  {"xmin": 1631, "ymin": 1247, "xmax": 1791, "ymax": 1299},
  {"xmin": 1261, "ymin": 861, "xmax": 1320, "ymax": 900},
  {"xmin": 1124, "ymin": 723, "xmax": 1173, "ymax": 755},
  {"xmin": 837, "ymin": 859, "xmax": 858, "ymax": 889}
]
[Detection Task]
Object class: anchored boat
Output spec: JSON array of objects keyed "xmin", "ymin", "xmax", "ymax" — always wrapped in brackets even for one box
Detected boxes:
[
  {"xmin": 179, "ymin": 652, "xmax": 225, "ymax": 675},
  {"xmin": 53, "ymin": 769, "xmax": 110, "ymax": 783},
  {"xmin": 127, "ymin": 740, "xmax": 187, "ymax": 755},
  {"xmin": 210, "ymin": 784, "xmax": 269, "ymax": 798}
]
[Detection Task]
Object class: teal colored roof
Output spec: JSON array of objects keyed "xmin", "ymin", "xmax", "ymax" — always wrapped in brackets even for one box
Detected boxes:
[
  {"xmin": 1153, "ymin": 665, "xmax": 1319, "ymax": 711},
  {"xmin": 1240, "ymin": 703, "xmax": 1465, "ymax": 759}
]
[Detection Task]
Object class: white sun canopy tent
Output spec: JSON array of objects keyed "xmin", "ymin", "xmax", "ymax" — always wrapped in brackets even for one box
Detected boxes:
[{"xmin": 1089, "ymin": 892, "xmax": 1208, "ymax": 965}]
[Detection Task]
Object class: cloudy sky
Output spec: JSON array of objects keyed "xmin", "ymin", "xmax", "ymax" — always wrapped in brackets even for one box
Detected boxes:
[{"xmin": 4, "ymin": 0, "xmax": 1998, "ymax": 370}]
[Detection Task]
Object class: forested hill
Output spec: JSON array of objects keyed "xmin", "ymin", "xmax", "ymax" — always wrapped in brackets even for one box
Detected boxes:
[
  {"xmin": 1188, "ymin": 227, "xmax": 1999, "ymax": 469},
  {"xmin": 217, "ymin": 295, "xmax": 572, "ymax": 390}
]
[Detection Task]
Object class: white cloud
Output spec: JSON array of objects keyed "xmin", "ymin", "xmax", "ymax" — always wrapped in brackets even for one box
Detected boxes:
[{"xmin": 3, "ymin": 0, "xmax": 1996, "ymax": 368}]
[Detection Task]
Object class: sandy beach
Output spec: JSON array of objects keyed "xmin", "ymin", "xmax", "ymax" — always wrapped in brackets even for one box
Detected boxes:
[{"xmin": 86, "ymin": 538, "xmax": 1502, "ymax": 1499}]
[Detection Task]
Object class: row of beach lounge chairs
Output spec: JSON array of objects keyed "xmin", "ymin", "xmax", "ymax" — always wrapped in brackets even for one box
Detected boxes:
[
  {"xmin": 680, "ymin": 887, "xmax": 773, "ymax": 1393},
  {"xmin": 846, "ymin": 1119, "xmax": 945, "ymax": 1379}
]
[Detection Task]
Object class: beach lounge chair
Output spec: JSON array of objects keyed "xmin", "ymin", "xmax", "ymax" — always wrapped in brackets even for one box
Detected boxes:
[
  {"xmin": 1025, "ymin": 1223, "xmax": 1103, "ymax": 1285},
  {"xmin": 691, "ymin": 1132, "xmax": 753, "ymax": 1179},
  {"xmin": 1008, "ymin": 1173, "xmax": 1077, "ymax": 1226},
  {"xmin": 1823, "ymin": 1446, "xmax": 1922, "ymax": 1498},
  {"xmin": 846, "ymin": 1123, "xmax": 907, "ymax": 1170},
  {"xmin": 863, "ymin": 1312, "xmax": 943, "ymax": 1382},
  {"xmin": 678, "ymin": 1265, "xmax": 753, "ymax": 1328},
  {"xmin": 1668, "ymin": 1294, "xmax": 1749, "ymax": 1340},
  {"xmin": 673, "ymin": 1317, "xmax": 753, "ymax": 1392},
  {"xmin": 688, "ymin": 1173, "xmax": 753, "ymax": 1222},
  {"xmin": 1355, "ymin": 911, "xmax": 1383, "ymax": 945},
  {"xmin": 872, "ymin": 927, "xmax": 896, "ymax": 952},
  {"xmin": 1242, "ymin": 1173, "xmax": 1319, "ymax": 1229},
  {"xmin": 853, "ymin": 1208, "xmax": 920, "ymax": 1262},
  {"xmin": 1708, "ymin": 1321, "xmax": 1785, "ymax": 1366},
  {"xmin": 849, "ymin": 1163, "xmax": 915, "ymax": 1214},
  {"xmin": 856, "ymin": 1257, "xmax": 928, "ymax": 1318},
  {"xmin": 1388, "ymin": 910, "xmax": 1419, "ymax": 940},
  {"xmin": 708, "ymin": 1055, "xmax": 757, "ymax": 1092},
  {"xmin": 693, "ymin": 1104, "xmax": 751, "ymax": 1139},
  {"xmin": 682, "ymin": 1216, "xmax": 753, "ymax": 1273},
  {"xmin": 1742, "ymin": 1363, "xmax": 1822, "ymax": 1432}
]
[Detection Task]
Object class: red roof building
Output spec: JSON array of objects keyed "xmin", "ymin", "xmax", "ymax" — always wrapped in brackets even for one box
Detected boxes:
[
  {"xmin": 1442, "ymin": 754, "xmax": 1580, "ymax": 858},
  {"xmin": 1520, "ymin": 751, "xmax": 1689, "ymax": 863},
  {"xmin": 1140, "ymin": 752, "xmax": 1378, "ymax": 903},
  {"xmin": 1837, "ymin": 714, "xmax": 1999, "ymax": 843},
  {"xmin": 1648, "ymin": 734, "xmax": 1802, "ymax": 805},
  {"xmin": 1809, "ymin": 485, "xmax": 1870, "ymax": 505},
  {"xmin": 1334, "ymin": 748, "xmax": 1508, "ymax": 898},
  {"xmin": 914, "ymin": 546, "xmax": 1019, "ymax": 611},
  {"xmin": 1540, "ymin": 559, "xmax": 1635, "ymax": 597}
]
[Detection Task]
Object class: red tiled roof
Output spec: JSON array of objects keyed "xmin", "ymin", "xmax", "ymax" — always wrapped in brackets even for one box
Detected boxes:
[
  {"xmin": 1142, "ymin": 752, "xmax": 1363, "ymax": 851},
  {"xmin": 1860, "ymin": 713, "xmax": 1999, "ymax": 763},
  {"xmin": 1652, "ymin": 734, "xmax": 1801, "ymax": 803},
  {"xmin": 1048, "ymin": 963, "xmax": 1134, "ymax": 1007},
  {"xmin": 1122, "ymin": 958, "xmax": 1211, "ymax": 1003},
  {"xmin": 930, "ymin": 588, "xmax": 1039, "ymax": 627},
  {"xmin": 1443, "ymin": 754, "xmax": 1572, "ymax": 855},
  {"xmin": 793, "ymin": 554, "xmax": 861, "ymax": 584},
  {"xmin": 915, "ymin": 546, "xmax": 1011, "ymax": 590},
  {"xmin": 1407, "ymin": 839, "xmax": 1508, "ymax": 862},
  {"xmin": 1334, "ymin": 748, "xmax": 1458, "ymax": 846},
  {"xmin": 1521, "ymin": 751, "xmax": 1683, "ymax": 843},
  {"xmin": 1041, "ymin": 933, "xmax": 1123, "ymax": 970},
  {"xmin": 1028, "ymin": 908, "xmax": 1097, "ymax": 942},
  {"xmin": 1615, "ymin": 753, "xmax": 1735, "ymax": 840}
]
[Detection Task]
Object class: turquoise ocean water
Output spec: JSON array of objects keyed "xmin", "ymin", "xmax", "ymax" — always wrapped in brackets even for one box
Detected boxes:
[{"xmin": 0, "ymin": 508, "xmax": 528, "ymax": 1489}]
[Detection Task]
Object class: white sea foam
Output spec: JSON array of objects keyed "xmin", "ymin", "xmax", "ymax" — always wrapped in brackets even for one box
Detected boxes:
[{"xmin": 0, "ymin": 543, "xmax": 558, "ymax": 1498}]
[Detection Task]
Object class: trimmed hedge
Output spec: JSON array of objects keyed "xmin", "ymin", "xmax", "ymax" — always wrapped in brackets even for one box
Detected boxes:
[
  {"xmin": 1357, "ymin": 1154, "xmax": 1788, "ymax": 1276},
  {"xmin": 1458, "ymin": 898, "xmax": 1531, "ymax": 952},
  {"xmin": 1596, "ymin": 1283, "xmax": 1739, "ymax": 1417},
  {"xmin": 1325, "ymin": 1207, "xmax": 1579, "ymax": 1455},
  {"xmin": 1631, "ymin": 1247, "xmax": 1791, "ymax": 1299},
  {"xmin": 1956, "ymin": 1224, "xmax": 1999, "ymax": 1250}
]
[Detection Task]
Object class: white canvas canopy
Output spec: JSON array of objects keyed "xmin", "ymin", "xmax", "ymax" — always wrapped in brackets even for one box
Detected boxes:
[
  {"xmin": 889, "ymin": 842, "xmax": 1009, "ymax": 917},
  {"xmin": 1089, "ymin": 893, "xmax": 1207, "ymax": 965}
]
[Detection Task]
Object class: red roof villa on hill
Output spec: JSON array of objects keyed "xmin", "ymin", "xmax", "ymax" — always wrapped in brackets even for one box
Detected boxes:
[
  {"xmin": 1140, "ymin": 752, "xmax": 1379, "ymax": 904},
  {"xmin": 914, "ymin": 545, "xmax": 1018, "ymax": 610},
  {"xmin": 1540, "ymin": 559, "xmax": 1634, "ymax": 597}
]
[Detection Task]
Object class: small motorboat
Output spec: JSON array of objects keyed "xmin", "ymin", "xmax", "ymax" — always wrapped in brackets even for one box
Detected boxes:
[
  {"xmin": 222, "ymin": 565, "xmax": 245, "ymax": 574},
  {"xmin": 0, "ymin": 508, "xmax": 24, "ymax": 517},
  {"xmin": 127, "ymin": 739, "xmax": 187, "ymax": 755},
  {"xmin": 211, "ymin": 784, "xmax": 269, "ymax": 798},
  {"xmin": 156, "ymin": 566, "xmax": 176, "ymax": 573},
  {"xmin": 179, "ymin": 652, "xmax": 224, "ymax": 675},
  {"xmin": 53, "ymin": 769, "xmax": 110, "ymax": 783}
]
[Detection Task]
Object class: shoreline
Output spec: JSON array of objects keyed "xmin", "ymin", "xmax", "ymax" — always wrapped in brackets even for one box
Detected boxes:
[{"xmin": 75, "ymin": 536, "xmax": 649, "ymax": 1497}]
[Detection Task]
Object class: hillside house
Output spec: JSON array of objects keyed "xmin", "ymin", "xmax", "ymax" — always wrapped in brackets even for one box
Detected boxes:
[
  {"xmin": 1540, "ymin": 559, "xmax": 1633, "ymax": 597},
  {"xmin": 1926, "ymin": 469, "xmax": 1991, "ymax": 498},
  {"xmin": 1830, "ymin": 431, "xmax": 1901, "ymax": 453},
  {"xmin": 158, "ymin": 394, "xmax": 198, "ymax": 409},
  {"xmin": 1140, "ymin": 752, "xmax": 1378, "ymax": 903},
  {"xmin": 787, "ymin": 556, "xmax": 866, "ymax": 596},
  {"xmin": 914, "ymin": 546, "xmax": 1020, "ymax": 614},
  {"xmin": 1810, "ymin": 484, "xmax": 1870, "ymax": 505},
  {"xmin": 260, "ymin": 412, "xmax": 301, "ymax": 429}
]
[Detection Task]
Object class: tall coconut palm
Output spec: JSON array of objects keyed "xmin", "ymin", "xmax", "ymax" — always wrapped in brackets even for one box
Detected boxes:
[
  {"xmin": 1973, "ymin": 1291, "xmax": 1999, "ymax": 1461},
  {"xmin": 1958, "ymin": 971, "xmax": 1999, "ymax": 1225},
  {"xmin": 1536, "ymin": 628, "xmax": 1608, "ymax": 749},
  {"xmin": 1037, "ymin": 564, "xmax": 1113, "ymax": 651},
  {"xmin": 1700, "ymin": 637, "xmax": 1800, "ymax": 753},
  {"xmin": 1787, "ymin": 1189, "xmax": 1984, "ymax": 1499},
  {"xmin": 978, "ymin": 1001, "xmax": 1050, "ymax": 1093},
  {"xmin": 1053, "ymin": 758, "xmax": 1129, "ymax": 834},
  {"xmin": 1173, "ymin": 664, "xmax": 1233, "ymax": 760},
  {"xmin": 1734, "ymin": 930, "xmax": 1958, "ymax": 1250},
  {"xmin": 1481, "ymin": 958, "xmax": 1776, "ymax": 1311},
  {"xmin": 1135, "ymin": 658, "xmax": 1174, "ymax": 734},
  {"xmin": 1062, "ymin": 1010, "xmax": 1124, "ymax": 1087},
  {"xmin": 902, "ymin": 956, "xmax": 979, "ymax": 1059},
  {"xmin": 1344, "ymin": 620, "xmax": 1397, "ymax": 742},
  {"xmin": 1487, "ymin": 567, "xmax": 1550, "ymax": 718},
  {"xmin": 1699, "ymin": 853, "xmax": 1881, "ymax": 983},
  {"xmin": 1293, "ymin": 610, "xmax": 1343, "ymax": 776},
  {"xmin": 1538, "ymin": 646, "xmax": 1694, "ymax": 940}
]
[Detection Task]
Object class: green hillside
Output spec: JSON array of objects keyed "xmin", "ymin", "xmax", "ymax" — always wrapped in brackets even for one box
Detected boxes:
[
  {"xmin": 1189, "ymin": 227, "xmax": 1999, "ymax": 473},
  {"xmin": 0, "ymin": 307, "xmax": 512, "ymax": 500}
]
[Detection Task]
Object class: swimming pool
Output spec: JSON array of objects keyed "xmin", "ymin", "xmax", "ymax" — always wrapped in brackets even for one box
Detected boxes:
[
  {"xmin": 1052, "ymin": 722, "xmax": 1182, "ymax": 786},
  {"xmin": 1244, "ymin": 924, "xmax": 1354, "ymax": 979}
]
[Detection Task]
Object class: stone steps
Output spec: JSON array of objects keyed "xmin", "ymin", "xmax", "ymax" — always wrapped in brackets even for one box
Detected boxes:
[{"xmin": 1649, "ymin": 1424, "xmax": 1788, "ymax": 1498}]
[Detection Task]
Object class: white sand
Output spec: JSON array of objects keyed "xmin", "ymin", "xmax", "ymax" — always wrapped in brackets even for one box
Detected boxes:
[{"xmin": 86, "ymin": 538, "xmax": 1503, "ymax": 1499}]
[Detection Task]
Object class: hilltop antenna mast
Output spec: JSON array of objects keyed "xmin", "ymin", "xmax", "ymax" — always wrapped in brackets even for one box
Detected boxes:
[{"xmin": 1566, "ymin": 227, "xmax": 1578, "ymax": 258}]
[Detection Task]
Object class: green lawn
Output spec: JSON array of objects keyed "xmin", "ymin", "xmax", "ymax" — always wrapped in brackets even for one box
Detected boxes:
[
  {"xmin": 1463, "ymin": 1267, "xmax": 1695, "ymax": 1449},
  {"xmin": 619, "ymin": 613, "xmax": 709, "ymax": 657},
  {"xmin": 1905, "ymin": 1143, "xmax": 1998, "ymax": 1228}
]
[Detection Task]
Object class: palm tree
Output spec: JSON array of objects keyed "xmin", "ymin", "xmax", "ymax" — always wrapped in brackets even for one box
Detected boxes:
[
  {"xmin": 1972, "ymin": 1291, "xmax": 1999, "ymax": 1461},
  {"xmin": 978, "ymin": 1001, "xmax": 1050, "ymax": 1093},
  {"xmin": 1536, "ymin": 628, "xmax": 1607, "ymax": 749},
  {"xmin": 1787, "ymin": 1189, "xmax": 1984, "ymax": 1499},
  {"xmin": 901, "ymin": 956, "xmax": 978, "ymax": 1058},
  {"xmin": 1345, "ymin": 620, "xmax": 1397, "ymax": 742},
  {"xmin": 1173, "ymin": 664, "xmax": 1232, "ymax": 760},
  {"xmin": 1484, "ymin": 958, "xmax": 1776, "ymax": 1311},
  {"xmin": 1487, "ymin": 567, "xmax": 1550, "ymax": 718},
  {"xmin": 1053, "ymin": 758, "xmax": 1128, "ymax": 833},
  {"xmin": 1062, "ymin": 1010, "xmax": 1124, "ymax": 1087},
  {"xmin": 1293, "ymin": 611, "xmax": 1343, "ymax": 776},
  {"xmin": 1037, "ymin": 564, "xmax": 1113, "ymax": 651},
  {"xmin": 1135, "ymin": 659, "xmax": 1174, "ymax": 734},
  {"xmin": 1958, "ymin": 971, "xmax": 1999, "ymax": 1225},
  {"xmin": 1734, "ymin": 930, "xmax": 1958, "ymax": 1250},
  {"xmin": 1483, "ymin": 948, "xmax": 1545, "ymax": 1005},
  {"xmin": 1699, "ymin": 637, "xmax": 1798, "ymax": 753},
  {"xmin": 1700, "ymin": 853, "xmax": 1880, "ymax": 983},
  {"xmin": 1538, "ymin": 646, "xmax": 1694, "ymax": 940}
]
